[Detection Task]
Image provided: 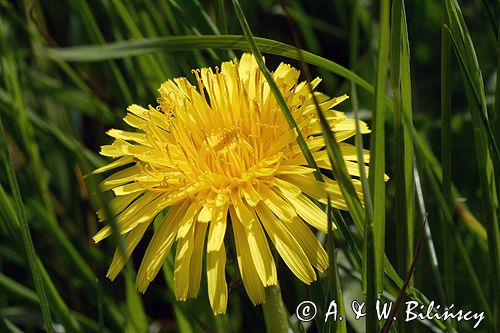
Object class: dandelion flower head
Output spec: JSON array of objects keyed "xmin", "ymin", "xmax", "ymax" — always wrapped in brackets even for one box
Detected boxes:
[{"xmin": 93, "ymin": 54, "xmax": 369, "ymax": 314}]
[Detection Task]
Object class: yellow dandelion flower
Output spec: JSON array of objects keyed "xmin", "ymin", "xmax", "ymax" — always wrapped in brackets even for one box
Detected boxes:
[{"xmin": 93, "ymin": 53, "xmax": 370, "ymax": 314}]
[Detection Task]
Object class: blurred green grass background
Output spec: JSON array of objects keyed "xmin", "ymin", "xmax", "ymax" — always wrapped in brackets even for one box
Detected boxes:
[{"xmin": 0, "ymin": 0, "xmax": 499, "ymax": 332}]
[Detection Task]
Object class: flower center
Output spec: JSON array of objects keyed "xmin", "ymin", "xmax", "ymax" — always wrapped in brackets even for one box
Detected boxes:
[{"xmin": 206, "ymin": 128, "xmax": 240, "ymax": 154}]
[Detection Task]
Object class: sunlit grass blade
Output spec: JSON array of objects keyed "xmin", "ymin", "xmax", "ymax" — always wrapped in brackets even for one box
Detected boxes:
[
  {"xmin": 0, "ymin": 91, "xmax": 103, "ymax": 167},
  {"xmin": 45, "ymin": 35, "xmax": 374, "ymax": 94},
  {"xmin": 214, "ymin": 0, "xmax": 228, "ymax": 34},
  {"xmin": 368, "ymin": 0, "xmax": 390, "ymax": 303},
  {"xmin": 0, "ymin": 118, "xmax": 54, "ymax": 332},
  {"xmin": 0, "ymin": 185, "xmax": 22, "ymax": 241},
  {"xmin": 332, "ymin": 209, "xmax": 362, "ymax": 272},
  {"xmin": 411, "ymin": 130, "xmax": 487, "ymax": 242}
]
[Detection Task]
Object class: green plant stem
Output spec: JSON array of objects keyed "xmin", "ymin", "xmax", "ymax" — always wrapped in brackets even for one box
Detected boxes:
[{"xmin": 262, "ymin": 285, "xmax": 289, "ymax": 333}]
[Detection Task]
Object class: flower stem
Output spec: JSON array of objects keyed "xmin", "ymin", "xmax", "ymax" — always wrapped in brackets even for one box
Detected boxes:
[{"xmin": 262, "ymin": 284, "xmax": 289, "ymax": 333}]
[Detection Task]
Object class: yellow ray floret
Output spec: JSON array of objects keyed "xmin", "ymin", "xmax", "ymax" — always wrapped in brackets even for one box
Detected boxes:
[{"xmin": 93, "ymin": 53, "xmax": 377, "ymax": 314}]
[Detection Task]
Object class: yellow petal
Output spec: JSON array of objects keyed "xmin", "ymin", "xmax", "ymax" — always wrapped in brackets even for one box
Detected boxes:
[
  {"xmin": 259, "ymin": 184, "xmax": 295, "ymax": 221},
  {"xmin": 176, "ymin": 201, "xmax": 201, "ymax": 239},
  {"xmin": 112, "ymin": 182, "xmax": 144, "ymax": 196},
  {"xmin": 106, "ymin": 129, "xmax": 149, "ymax": 145},
  {"xmin": 285, "ymin": 217, "xmax": 329, "ymax": 272},
  {"xmin": 277, "ymin": 165, "xmax": 315, "ymax": 175},
  {"xmin": 207, "ymin": 243, "xmax": 228, "ymax": 314},
  {"xmin": 187, "ymin": 222, "xmax": 208, "ymax": 298},
  {"xmin": 207, "ymin": 204, "xmax": 228, "ymax": 252},
  {"xmin": 230, "ymin": 189, "xmax": 255, "ymax": 228},
  {"xmin": 241, "ymin": 182, "xmax": 261, "ymax": 206},
  {"xmin": 274, "ymin": 177, "xmax": 301, "ymax": 198},
  {"xmin": 285, "ymin": 193, "xmax": 328, "ymax": 233},
  {"xmin": 174, "ymin": 221, "xmax": 196, "ymax": 301},
  {"xmin": 101, "ymin": 165, "xmax": 140, "ymax": 191},
  {"xmin": 313, "ymin": 143, "xmax": 370, "ymax": 162},
  {"xmin": 255, "ymin": 203, "xmax": 316, "ymax": 284},
  {"xmin": 93, "ymin": 192, "xmax": 165, "ymax": 242},
  {"xmin": 279, "ymin": 174, "xmax": 325, "ymax": 201},
  {"xmin": 230, "ymin": 207, "xmax": 266, "ymax": 305},
  {"xmin": 127, "ymin": 104, "xmax": 170, "ymax": 130},
  {"xmin": 236, "ymin": 205, "xmax": 277, "ymax": 286},
  {"xmin": 136, "ymin": 201, "xmax": 189, "ymax": 292},
  {"xmin": 93, "ymin": 156, "xmax": 134, "ymax": 174},
  {"xmin": 106, "ymin": 221, "xmax": 151, "ymax": 280},
  {"xmin": 97, "ymin": 191, "xmax": 143, "ymax": 222}
]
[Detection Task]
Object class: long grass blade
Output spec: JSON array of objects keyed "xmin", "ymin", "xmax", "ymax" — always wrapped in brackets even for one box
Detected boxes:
[
  {"xmin": 443, "ymin": 0, "xmax": 499, "ymax": 328},
  {"xmin": 325, "ymin": 198, "xmax": 347, "ymax": 333},
  {"xmin": 369, "ymin": 0, "xmax": 390, "ymax": 301},
  {"xmin": 391, "ymin": 1, "xmax": 415, "ymax": 291},
  {"xmin": 0, "ymin": 118, "xmax": 54, "ymax": 332},
  {"xmin": 440, "ymin": 1, "xmax": 455, "ymax": 322},
  {"xmin": 45, "ymin": 35, "xmax": 374, "ymax": 94}
]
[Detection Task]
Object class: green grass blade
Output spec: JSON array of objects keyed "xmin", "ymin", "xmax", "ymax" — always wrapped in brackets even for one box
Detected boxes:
[
  {"xmin": 0, "ymin": 272, "xmax": 39, "ymax": 305},
  {"xmin": 286, "ymin": 0, "xmax": 337, "ymax": 92},
  {"xmin": 30, "ymin": 202, "xmax": 97, "ymax": 286},
  {"xmin": 81, "ymin": 156, "xmax": 148, "ymax": 331},
  {"xmin": 413, "ymin": 167, "xmax": 451, "ymax": 330},
  {"xmin": 214, "ymin": 0, "xmax": 228, "ymax": 34},
  {"xmin": 0, "ymin": 25, "xmax": 55, "ymax": 225},
  {"xmin": 391, "ymin": 0, "xmax": 415, "ymax": 290},
  {"xmin": 324, "ymin": 198, "xmax": 347, "ymax": 333},
  {"xmin": 443, "ymin": 0, "xmax": 500, "ymax": 326},
  {"xmin": 0, "ymin": 118, "xmax": 54, "ymax": 332},
  {"xmin": 44, "ymin": 35, "xmax": 374, "ymax": 94},
  {"xmin": 0, "ymin": 184, "xmax": 22, "ymax": 241},
  {"xmin": 369, "ymin": 0, "xmax": 390, "ymax": 301},
  {"xmin": 416, "ymin": 153, "xmax": 494, "ymax": 327},
  {"xmin": 37, "ymin": 258, "xmax": 82, "ymax": 332},
  {"xmin": 443, "ymin": 27, "xmax": 500, "ymax": 169},
  {"xmin": 67, "ymin": 0, "xmax": 133, "ymax": 104},
  {"xmin": 124, "ymin": 271, "xmax": 148, "ymax": 333},
  {"xmin": 440, "ymin": 0, "xmax": 455, "ymax": 316}
]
